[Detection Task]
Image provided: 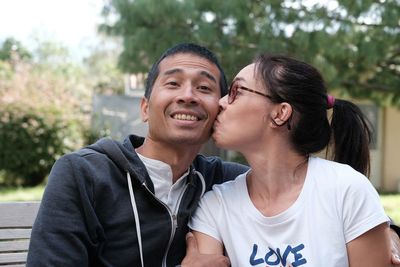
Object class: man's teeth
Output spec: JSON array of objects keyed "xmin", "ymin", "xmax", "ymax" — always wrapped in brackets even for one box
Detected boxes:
[{"xmin": 173, "ymin": 114, "xmax": 198, "ymax": 121}]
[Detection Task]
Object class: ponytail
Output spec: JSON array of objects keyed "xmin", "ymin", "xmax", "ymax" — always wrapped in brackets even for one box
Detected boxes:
[{"xmin": 330, "ymin": 99, "xmax": 372, "ymax": 176}]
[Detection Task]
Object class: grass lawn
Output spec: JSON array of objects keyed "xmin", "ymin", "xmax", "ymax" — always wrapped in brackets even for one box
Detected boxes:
[
  {"xmin": 380, "ymin": 194, "xmax": 400, "ymax": 223},
  {"xmin": 0, "ymin": 184, "xmax": 45, "ymax": 202},
  {"xmin": 1, "ymin": 185, "xmax": 399, "ymax": 223}
]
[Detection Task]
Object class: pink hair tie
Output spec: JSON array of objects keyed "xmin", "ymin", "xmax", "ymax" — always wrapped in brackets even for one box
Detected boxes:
[{"xmin": 327, "ymin": 95, "xmax": 335, "ymax": 109}]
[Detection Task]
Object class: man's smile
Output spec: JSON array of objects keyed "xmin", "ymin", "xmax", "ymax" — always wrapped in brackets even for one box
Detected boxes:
[{"xmin": 172, "ymin": 113, "xmax": 199, "ymax": 121}]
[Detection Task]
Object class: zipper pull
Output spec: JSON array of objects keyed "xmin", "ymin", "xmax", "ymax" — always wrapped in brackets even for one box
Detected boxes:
[{"xmin": 172, "ymin": 214, "xmax": 178, "ymax": 229}]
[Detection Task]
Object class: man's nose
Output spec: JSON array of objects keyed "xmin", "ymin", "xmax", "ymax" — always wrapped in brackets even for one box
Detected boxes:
[{"xmin": 177, "ymin": 84, "xmax": 199, "ymax": 104}]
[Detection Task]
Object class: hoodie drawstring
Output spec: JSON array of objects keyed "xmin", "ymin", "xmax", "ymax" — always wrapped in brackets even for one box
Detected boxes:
[
  {"xmin": 127, "ymin": 172, "xmax": 144, "ymax": 267},
  {"xmin": 126, "ymin": 169, "xmax": 206, "ymax": 267},
  {"xmin": 195, "ymin": 171, "xmax": 206, "ymax": 198}
]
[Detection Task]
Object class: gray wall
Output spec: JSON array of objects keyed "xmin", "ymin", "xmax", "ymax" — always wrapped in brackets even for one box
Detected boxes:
[{"xmin": 92, "ymin": 94, "xmax": 148, "ymax": 140}]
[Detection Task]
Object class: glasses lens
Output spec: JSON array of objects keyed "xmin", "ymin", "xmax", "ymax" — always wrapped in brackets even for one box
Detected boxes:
[{"xmin": 228, "ymin": 83, "xmax": 236, "ymax": 104}]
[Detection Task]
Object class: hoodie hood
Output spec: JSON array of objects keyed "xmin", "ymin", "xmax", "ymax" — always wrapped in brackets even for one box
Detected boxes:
[{"xmin": 86, "ymin": 136, "xmax": 151, "ymax": 188}]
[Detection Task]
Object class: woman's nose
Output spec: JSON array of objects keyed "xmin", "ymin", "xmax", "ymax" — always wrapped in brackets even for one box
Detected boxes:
[{"xmin": 219, "ymin": 95, "xmax": 228, "ymax": 108}]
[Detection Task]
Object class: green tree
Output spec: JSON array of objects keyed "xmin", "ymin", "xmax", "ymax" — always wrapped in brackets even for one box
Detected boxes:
[
  {"xmin": 0, "ymin": 37, "xmax": 32, "ymax": 62},
  {"xmin": 0, "ymin": 39, "xmax": 92, "ymax": 186},
  {"xmin": 83, "ymin": 41, "xmax": 125, "ymax": 95},
  {"xmin": 0, "ymin": 106, "xmax": 74, "ymax": 186},
  {"xmin": 100, "ymin": 0, "xmax": 400, "ymax": 105}
]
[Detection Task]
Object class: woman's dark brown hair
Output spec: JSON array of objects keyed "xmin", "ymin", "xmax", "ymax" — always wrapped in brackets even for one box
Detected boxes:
[{"xmin": 254, "ymin": 54, "xmax": 372, "ymax": 176}]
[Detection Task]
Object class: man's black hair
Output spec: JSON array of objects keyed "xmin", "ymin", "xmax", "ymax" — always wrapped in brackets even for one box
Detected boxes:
[{"xmin": 144, "ymin": 43, "xmax": 228, "ymax": 98}]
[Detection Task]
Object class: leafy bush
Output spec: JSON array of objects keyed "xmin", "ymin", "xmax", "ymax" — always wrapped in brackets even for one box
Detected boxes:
[
  {"xmin": 82, "ymin": 127, "xmax": 111, "ymax": 146},
  {"xmin": 0, "ymin": 38, "xmax": 120, "ymax": 186},
  {"xmin": 0, "ymin": 106, "xmax": 77, "ymax": 186}
]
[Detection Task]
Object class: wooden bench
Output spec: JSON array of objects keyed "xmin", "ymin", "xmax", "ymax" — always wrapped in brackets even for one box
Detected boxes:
[{"xmin": 0, "ymin": 202, "xmax": 40, "ymax": 267}]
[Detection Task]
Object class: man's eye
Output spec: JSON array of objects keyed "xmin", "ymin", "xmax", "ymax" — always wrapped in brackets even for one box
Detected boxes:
[
  {"xmin": 199, "ymin": 85, "xmax": 211, "ymax": 92},
  {"xmin": 166, "ymin": 81, "xmax": 179, "ymax": 87}
]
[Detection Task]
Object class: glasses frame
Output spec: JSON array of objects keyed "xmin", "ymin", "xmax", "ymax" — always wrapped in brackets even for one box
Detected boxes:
[
  {"xmin": 227, "ymin": 82, "xmax": 291, "ymax": 130},
  {"xmin": 228, "ymin": 82, "xmax": 272, "ymax": 104}
]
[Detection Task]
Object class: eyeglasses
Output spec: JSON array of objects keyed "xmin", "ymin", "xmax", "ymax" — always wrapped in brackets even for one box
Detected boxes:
[{"xmin": 228, "ymin": 82, "xmax": 272, "ymax": 104}]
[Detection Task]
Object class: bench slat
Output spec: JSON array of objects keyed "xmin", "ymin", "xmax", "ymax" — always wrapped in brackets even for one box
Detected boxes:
[
  {"xmin": 0, "ymin": 202, "xmax": 40, "ymax": 266},
  {"xmin": 0, "ymin": 202, "xmax": 40, "ymax": 228},
  {"xmin": 0, "ymin": 229, "xmax": 32, "ymax": 240},
  {"xmin": 0, "ymin": 252, "xmax": 28, "ymax": 264},
  {"xmin": 0, "ymin": 240, "xmax": 30, "ymax": 252}
]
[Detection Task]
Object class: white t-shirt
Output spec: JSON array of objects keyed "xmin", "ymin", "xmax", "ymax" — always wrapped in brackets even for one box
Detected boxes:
[{"xmin": 189, "ymin": 157, "xmax": 388, "ymax": 267}]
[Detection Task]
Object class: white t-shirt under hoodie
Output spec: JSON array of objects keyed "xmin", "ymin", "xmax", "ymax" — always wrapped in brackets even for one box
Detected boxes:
[{"xmin": 189, "ymin": 157, "xmax": 388, "ymax": 267}]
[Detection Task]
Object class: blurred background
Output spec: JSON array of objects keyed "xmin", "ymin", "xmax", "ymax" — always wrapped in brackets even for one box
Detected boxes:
[{"xmin": 0, "ymin": 0, "xmax": 399, "ymax": 220}]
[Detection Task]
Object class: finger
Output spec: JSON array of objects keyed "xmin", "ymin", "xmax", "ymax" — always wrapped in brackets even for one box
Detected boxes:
[
  {"xmin": 392, "ymin": 253, "xmax": 400, "ymax": 264},
  {"xmin": 185, "ymin": 232, "xmax": 198, "ymax": 255}
]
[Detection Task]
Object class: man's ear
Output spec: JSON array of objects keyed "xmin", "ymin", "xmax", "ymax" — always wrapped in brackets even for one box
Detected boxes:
[
  {"xmin": 140, "ymin": 97, "xmax": 149, "ymax": 122},
  {"xmin": 270, "ymin": 103, "xmax": 293, "ymax": 127}
]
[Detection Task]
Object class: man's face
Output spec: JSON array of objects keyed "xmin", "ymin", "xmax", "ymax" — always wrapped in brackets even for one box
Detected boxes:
[{"xmin": 141, "ymin": 53, "xmax": 222, "ymax": 147}]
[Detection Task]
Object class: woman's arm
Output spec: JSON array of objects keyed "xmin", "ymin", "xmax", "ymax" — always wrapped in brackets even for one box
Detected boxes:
[
  {"xmin": 347, "ymin": 222, "xmax": 391, "ymax": 267},
  {"xmin": 192, "ymin": 231, "xmax": 224, "ymax": 255},
  {"xmin": 181, "ymin": 232, "xmax": 229, "ymax": 267}
]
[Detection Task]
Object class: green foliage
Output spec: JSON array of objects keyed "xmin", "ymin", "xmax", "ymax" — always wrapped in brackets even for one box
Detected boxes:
[
  {"xmin": 83, "ymin": 45, "xmax": 125, "ymax": 94},
  {"xmin": 0, "ymin": 106, "xmax": 74, "ymax": 186},
  {"xmin": 100, "ymin": 0, "xmax": 400, "ymax": 106},
  {"xmin": 33, "ymin": 40, "xmax": 70, "ymax": 65},
  {"xmin": 0, "ymin": 60, "xmax": 13, "ymax": 80},
  {"xmin": 82, "ymin": 127, "xmax": 112, "ymax": 146},
  {"xmin": 0, "ymin": 38, "xmax": 95, "ymax": 187},
  {"xmin": 0, "ymin": 181, "xmax": 45, "ymax": 201},
  {"xmin": 0, "ymin": 37, "xmax": 32, "ymax": 62},
  {"xmin": 380, "ymin": 194, "xmax": 400, "ymax": 223},
  {"xmin": 0, "ymin": 36, "xmax": 127, "ymax": 186}
]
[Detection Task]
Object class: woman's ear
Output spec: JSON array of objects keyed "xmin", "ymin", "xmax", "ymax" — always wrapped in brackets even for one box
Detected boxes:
[
  {"xmin": 270, "ymin": 103, "xmax": 293, "ymax": 128},
  {"xmin": 140, "ymin": 97, "xmax": 149, "ymax": 122},
  {"xmin": 279, "ymin": 102, "xmax": 293, "ymax": 123}
]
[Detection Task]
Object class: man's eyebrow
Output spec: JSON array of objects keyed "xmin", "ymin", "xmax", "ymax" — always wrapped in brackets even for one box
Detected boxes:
[
  {"xmin": 199, "ymin": 70, "xmax": 217, "ymax": 84},
  {"xmin": 163, "ymin": 68, "xmax": 183, "ymax": 76},
  {"xmin": 162, "ymin": 68, "xmax": 217, "ymax": 84}
]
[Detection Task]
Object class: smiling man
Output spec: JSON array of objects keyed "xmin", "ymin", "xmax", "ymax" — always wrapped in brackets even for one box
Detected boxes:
[{"xmin": 27, "ymin": 43, "xmax": 246, "ymax": 267}]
